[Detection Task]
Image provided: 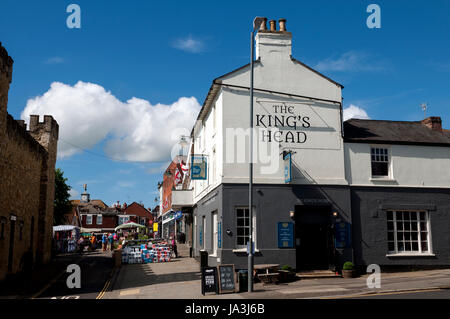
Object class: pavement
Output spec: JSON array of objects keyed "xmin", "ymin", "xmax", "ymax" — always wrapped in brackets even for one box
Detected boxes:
[{"xmin": 104, "ymin": 256, "xmax": 450, "ymax": 299}]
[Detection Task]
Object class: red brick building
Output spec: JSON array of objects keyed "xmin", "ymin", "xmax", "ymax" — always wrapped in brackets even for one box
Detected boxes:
[{"xmin": 118, "ymin": 202, "xmax": 153, "ymax": 227}]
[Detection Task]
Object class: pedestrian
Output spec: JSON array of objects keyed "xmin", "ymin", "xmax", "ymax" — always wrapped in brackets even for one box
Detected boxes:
[
  {"xmin": 108, "ymin": 233, "xmax": 114, "ymax": 251},
  {"xmin": 171, "ymin": 236, "xmax": 178, "ymax": 258},
  {"xmin": 102, "ymin": 233, "xmax": 107, "ymax": 251}
]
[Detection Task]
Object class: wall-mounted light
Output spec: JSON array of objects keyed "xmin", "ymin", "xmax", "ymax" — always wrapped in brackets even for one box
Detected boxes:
[
  {"xmin": 289, "ymin": 211, "xmax": 295, "ymax": 218},
  {"xmin": 333, "ymin": 211, "xmax": 339, "ymax": 218}
]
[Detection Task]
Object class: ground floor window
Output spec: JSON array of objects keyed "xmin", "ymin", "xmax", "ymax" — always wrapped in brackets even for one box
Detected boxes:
[
  {"xmin": 387, "ymin": 210, "xmax": 431, "ymax": 255},
  {"xmin": 236, "ymin": 207, "xmax": 256, "ymax": 249}
]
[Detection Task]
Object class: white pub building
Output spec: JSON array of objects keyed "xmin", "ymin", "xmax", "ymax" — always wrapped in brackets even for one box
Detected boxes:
[{"xmin": 173, "ymin": 18, "xmax": 450, "ymax": 272}]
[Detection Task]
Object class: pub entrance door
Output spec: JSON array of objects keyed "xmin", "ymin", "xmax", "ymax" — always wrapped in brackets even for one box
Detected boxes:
[{"xmin": 295, "ymin": 205, "xmax": 334, "ymax": 271}]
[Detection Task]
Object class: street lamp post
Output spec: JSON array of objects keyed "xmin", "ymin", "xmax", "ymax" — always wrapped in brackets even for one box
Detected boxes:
[{"xmin": 248, "ymin": 16, "xmax": 265, "ymax": 293}]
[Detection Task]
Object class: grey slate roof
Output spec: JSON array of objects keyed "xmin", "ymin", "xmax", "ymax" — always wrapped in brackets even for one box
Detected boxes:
[{"xmin": 344, "ymin": 119, "xmax": 450, "ymax": 146}]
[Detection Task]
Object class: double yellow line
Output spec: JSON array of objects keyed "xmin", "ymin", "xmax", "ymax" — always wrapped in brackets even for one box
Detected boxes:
[{"xmin": 96, "ymin": 269, "xmax": 115, "ymax": 299}]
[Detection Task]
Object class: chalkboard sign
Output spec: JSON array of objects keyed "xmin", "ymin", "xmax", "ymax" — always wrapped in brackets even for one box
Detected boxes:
[
  {"xmin": 217, "ymin": 264, "xmax": 236, "ymax": 294},
  {"xmin": 201, "ymin": 267, "xmax": 218, "ymax": 295}
]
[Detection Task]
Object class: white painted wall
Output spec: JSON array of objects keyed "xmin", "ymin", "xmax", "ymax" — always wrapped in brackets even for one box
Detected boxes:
[{"xmin": 345, "ymin": 143, "xmax": 450, "ymax": 188}]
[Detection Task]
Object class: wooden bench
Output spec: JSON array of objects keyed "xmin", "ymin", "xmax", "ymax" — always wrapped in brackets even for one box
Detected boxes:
[{"xmin": 253, "ymin": 264, "xmax": 280, "ymax": 283}]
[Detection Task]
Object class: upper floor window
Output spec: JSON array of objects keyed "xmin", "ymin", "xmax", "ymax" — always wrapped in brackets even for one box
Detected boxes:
[
  {"xmin": 371, "ymin": 147, "xmax": 389, "ymax": 177},
  {"xmin": 86, "ymin": 215, "xmax": 92, "ymax": 225},
  {"xmin": 97, "ymin": 214, "xmax": 102, "ymax": 225}
]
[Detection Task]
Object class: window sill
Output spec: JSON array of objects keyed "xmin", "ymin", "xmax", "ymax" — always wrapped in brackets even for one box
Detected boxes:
[
  {"xmin": 232, "ymin": 248, "xmax": 260, "ymax": 253},
  {"xmin": 386, "ymin": 253, "xmax": 435, "ymax": 257},
  {"xmin": 370, "ymin": 178, "xmax": 397, "ymax": 182}
]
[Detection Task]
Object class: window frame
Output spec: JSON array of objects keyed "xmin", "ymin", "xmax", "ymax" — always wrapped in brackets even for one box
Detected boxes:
[
  {"xmin": 86, "ymin": 214, "xmax": 93, "ymax": 225},
  {"xmin": 235, "ymin": 207, "xmax": 257, "ymax": 250},
  {"xmin": 96, "ymin": 214, "xmax": 103, "ymax": 225},
  {"xmin": 386, "ymin": 210, "xmax": 433, "ymax": 256},
  {"xmin": 370, "ymin": 146, "xmax": 391, "ymax": 178}
]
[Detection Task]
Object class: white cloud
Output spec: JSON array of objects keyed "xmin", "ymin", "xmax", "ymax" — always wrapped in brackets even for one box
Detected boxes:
[
  {"xmin": 171, "ymin": 35, "xmax": 205, "ymax": 53},
  {"xmin": 21, "ymin": 81, "xmax": 201, "ymax": 162},
  {"xmin": 69, "ymin": 188, "xmax": 79, "ymax": 199},
  {"xmin": 45, "ymin": 57, "xmax": 65, "ymax": 64},
  {"xmin": 343, "ymin": 104, "xmax": 370, "ymax": 121},
  {"xmin": 315, "ymin": 51, "xmax": 385, "ymax": 73}
]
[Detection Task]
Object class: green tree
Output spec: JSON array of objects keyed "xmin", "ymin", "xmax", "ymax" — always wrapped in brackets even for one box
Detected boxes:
[{"xmin": 54, "ymin": 168, "xmax": 73, "ymax": 225}]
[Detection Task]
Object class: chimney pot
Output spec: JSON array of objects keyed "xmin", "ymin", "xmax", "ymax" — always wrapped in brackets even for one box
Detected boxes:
[
  {"xmin": 259, "ymin": 17, "xmax": 267, "ymax": 31},
  {"xmin": 421, "ymin": 116, "xmax": 442, "ymax": 132},
  {"xmin": 269, "ymin": 19, "xmax": 276, "ymax": 31},
  {"xmin": 279, "ymin": 18, "xmax": 287, "ymax": 31}
]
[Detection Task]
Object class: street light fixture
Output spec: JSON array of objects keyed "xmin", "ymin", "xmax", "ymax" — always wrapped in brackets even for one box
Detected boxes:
[{"xmin": 248, "ymin": 16, "xmax": 266, "ymax": 293}]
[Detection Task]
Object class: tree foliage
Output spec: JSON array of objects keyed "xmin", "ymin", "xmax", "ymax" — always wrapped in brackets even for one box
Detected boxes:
[{"xmin": 54, "ymin": 168, "xmax": 73, "ymax": 225}]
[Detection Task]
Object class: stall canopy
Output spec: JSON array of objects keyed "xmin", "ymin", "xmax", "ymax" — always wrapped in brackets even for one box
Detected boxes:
[
  {"xmin": 53, "ymin": 225, "xmax": 79, "ymax": 232},
  {"xmin": 115, "ymin": 222, "xmax": 146, "ymax": 232},
  {"xmin": 80, "ymin": 227, "xmax": 102, "ymax": 233}
]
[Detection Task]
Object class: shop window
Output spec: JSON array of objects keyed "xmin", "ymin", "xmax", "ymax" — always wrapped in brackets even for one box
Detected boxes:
[
  {"xmin": 86, "ymin": 215, "xmax": 93, "ymax": 225},
  {"xmin": 97, "ymin": 214, "xmax": 102, "ymax": 225},
  {"xmin": 371, "ymin": 147, "xmax": 389, "ymax": 177},
  {"xmin": 387, "ymin": 210, "xmax": 431, "ymax": 255},
  {"xmin": 236, "ymin": 207, "xmax": 256, "ymax": 249}
]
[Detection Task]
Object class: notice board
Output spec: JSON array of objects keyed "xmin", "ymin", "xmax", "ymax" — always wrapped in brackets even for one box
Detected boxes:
[
  {"xmin": 201, "ymin": 267, "xmax": 218, "ymax": 295},
  {"xmin": 217, "ymin": 264, "xmax": 236, "ymax": 294}
]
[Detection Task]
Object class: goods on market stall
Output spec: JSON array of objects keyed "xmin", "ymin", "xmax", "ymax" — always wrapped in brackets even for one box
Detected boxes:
[{"xmin": 121, "ymin": 241, "xmax": 172, "ymax": 264}]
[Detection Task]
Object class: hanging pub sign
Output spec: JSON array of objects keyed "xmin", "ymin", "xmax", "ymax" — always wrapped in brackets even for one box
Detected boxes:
[
  {"xmin": 217, "ymin": 264, "xmax": 236, "ymax": 294},
  {"xmin": 201, "ymin": 267, "xmax": 218, "ymax": 295},
  {"xmin": 191, "ymin": 155, "xmax": 207, "ymax": 180},
  {"xmin": 334, "ymin": 222, "xmax": 351, "ymax": 249},
  {"xmin": 283, "ymin": 152, "xmax": 292, "ymax": 183},
  {"xmin": 175, "ymin": 211, "xmax": 183, "ymax": 220},
  {"xmin": 278, "ymin": 222, "xmax": 294, "ymax": 248}
]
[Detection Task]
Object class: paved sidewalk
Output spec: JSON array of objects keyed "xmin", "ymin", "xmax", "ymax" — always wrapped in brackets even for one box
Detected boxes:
[{"xmin": 105, "ymin": 257, "xmax": 450, "ymax": 299}]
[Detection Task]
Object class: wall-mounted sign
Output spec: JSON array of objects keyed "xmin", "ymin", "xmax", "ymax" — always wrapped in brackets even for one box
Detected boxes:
[
  {"xmin": 175, "ymin": 211, "xmax": 183, "ymax": 220},
  {"xmin": 335, "ymin": 222, "xmax": 351, "ymax": 249},
  {"xmin": 218, "ymin": 222, "xmax": 222, "ymax": 249},
  {"xmin": 153, "ymin": 222, "xmax": 158, "ymax": 232},
  {"xmin": 278, "ymin": 222, "xmax": 294, "ymax": 248},
  {"xmin": 191, "ymin": 155, "xmax": 207, "ymax": 180},
  {"xmin": 284, "ymin": 152, "xmax": 292, "ymax": 183}
]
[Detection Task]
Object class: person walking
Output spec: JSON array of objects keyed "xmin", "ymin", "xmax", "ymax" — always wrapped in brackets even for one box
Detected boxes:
[
  {"xmin": 171, "ymin": 236, "xmax": 178, "ymax": 258},
  {"xmin": 102, "ymin": 233, "xmax": 107, "ymax": 251},
  {"xmin": 108, "ymin": 233, "xmax": 114, "ymax": 251}
]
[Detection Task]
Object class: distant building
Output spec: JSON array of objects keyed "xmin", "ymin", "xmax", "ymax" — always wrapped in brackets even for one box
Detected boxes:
[
  {"xmin": 72, "ymin": 187, "xmax": 119, "ymax": 234},
  {"xmin": 120, "ymin": 202, "xmax": 154, "ymax": 228},
  {"xmin": 0, "ymin": 43, "xmax": 59, "ymax": 281}
]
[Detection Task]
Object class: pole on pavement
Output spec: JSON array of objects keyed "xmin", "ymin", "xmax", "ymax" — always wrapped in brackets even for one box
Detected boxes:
[{"xmin": 248, "ymin": 16, "xmax": 265, "ymax": 293}]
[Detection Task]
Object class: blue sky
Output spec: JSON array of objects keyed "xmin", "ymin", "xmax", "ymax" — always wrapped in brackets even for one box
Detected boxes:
[{"xmin": 1, "ymin": 0, "xmax": 449, "ymax": 208}]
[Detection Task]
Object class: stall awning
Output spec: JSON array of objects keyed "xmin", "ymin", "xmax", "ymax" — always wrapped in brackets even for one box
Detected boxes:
[
  {"xmin": 80, "ymin": 227, "xmax": 102, "ymax": 233},
  {"xmin": 53, "ymin": 225, "xmax": 79, "ymax": 232}
]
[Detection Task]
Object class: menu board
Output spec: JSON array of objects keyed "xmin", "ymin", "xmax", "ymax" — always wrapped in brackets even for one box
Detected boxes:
[
  {"xmin": 217, "ymin": 264, "xmax": 236, "ymax": 294},
  {"xmin": 201, "ymin": 267, "xmax": 218, "ymax": 295}
]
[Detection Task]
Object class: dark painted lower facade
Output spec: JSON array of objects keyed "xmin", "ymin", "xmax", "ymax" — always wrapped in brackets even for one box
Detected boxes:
[{"xmin": 192, "ymin": 183, "xmax": 450, "ymax": 271}]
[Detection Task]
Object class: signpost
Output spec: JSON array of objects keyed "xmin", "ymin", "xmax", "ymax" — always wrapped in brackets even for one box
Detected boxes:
[
  {"xmin": 201, "ymin": 267, "xmax": 218, "ymax": 295},
  {"xmin": 278, "ymin": 222, "xmax": 294, "ymax": 248},
  {"xmin": 217, "ymin": 264, "xmax": 236, "ymax": 294}
]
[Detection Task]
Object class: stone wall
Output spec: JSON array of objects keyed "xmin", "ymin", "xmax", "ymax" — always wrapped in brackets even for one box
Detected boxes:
[{"xmin": 0, "ymin": 43, "xmax": 59, "ymax": 281}]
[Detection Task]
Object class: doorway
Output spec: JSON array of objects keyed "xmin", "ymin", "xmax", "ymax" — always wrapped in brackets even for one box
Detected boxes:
[{"xmin": 295, "ymin": 205, "xmax": 334, "ymax": 271}]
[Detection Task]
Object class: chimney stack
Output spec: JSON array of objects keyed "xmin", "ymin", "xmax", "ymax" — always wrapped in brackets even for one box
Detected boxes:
[
  {"xmin": 259, "ymin": 17, "xmax": 267, "ymax": 31},
  {"xmin": 278, "ymin": 18, "xmax": 287, "ymax": 31},
  {"xmin": 422, "ymin": 116, "xmax": 442, "ymax": 132},
  {"xmin": 269, "ymin": 20, "xmax": 276, "ymax": 31}
]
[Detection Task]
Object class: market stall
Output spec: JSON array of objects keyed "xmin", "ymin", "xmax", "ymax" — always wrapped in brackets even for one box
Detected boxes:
[{"xmin": 53, "ymin": 225, "xmax": 80, "ymax": 253}]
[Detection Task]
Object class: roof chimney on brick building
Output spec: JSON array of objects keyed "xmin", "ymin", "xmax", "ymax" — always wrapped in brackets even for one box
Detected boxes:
[
  {"xmin": 278, "ymin": 18, "xmax": 287, "ymax": 31},
  {"xmin": 421, "ymin": 116, "xmax": 442, "ymax": 132}
]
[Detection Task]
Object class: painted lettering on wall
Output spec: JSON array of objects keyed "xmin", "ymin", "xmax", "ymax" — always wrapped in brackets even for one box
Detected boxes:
[{"xmin": 255, "ymin": 104, "xmax": 311, "ymax": 144}]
